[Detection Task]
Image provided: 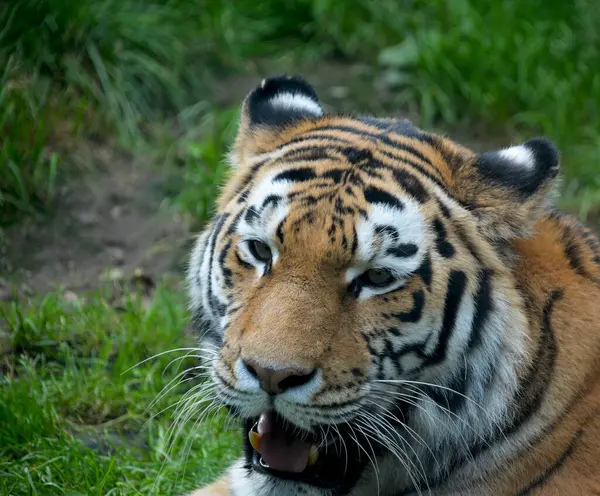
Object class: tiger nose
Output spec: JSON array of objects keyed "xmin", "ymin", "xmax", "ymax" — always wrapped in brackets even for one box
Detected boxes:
[{"xmin": 243, "ymin": 359, "xmax": 317, "ymax": 394}]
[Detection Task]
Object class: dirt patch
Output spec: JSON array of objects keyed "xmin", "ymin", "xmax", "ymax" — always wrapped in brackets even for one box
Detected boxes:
[{"xmin": 0, "ymin": 141, "xmax": 191, "ymax": 298}]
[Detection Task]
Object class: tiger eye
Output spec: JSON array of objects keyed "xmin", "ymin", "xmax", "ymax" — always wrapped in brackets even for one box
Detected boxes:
[
  {"xmin": 248, "ymin": 240, "xmax": 272, "ymax": 263},
  {"xmin": 363, "ymin": 268, "xmax": 395, "ymax": 287}
]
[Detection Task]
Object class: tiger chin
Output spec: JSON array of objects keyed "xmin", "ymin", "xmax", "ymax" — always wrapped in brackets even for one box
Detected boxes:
[{"xmin": 186, "ymin": 75, "xmax": 600, "ymax": 496}]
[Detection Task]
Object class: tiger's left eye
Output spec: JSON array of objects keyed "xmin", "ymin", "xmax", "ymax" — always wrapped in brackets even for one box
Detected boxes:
[
  {"xmin": 248, "ymin": 240, "xmax": 272, "ymax": 263},
  {"xmin": 361, "ymin": 268, "xmax": 395, "ymax": 288}
]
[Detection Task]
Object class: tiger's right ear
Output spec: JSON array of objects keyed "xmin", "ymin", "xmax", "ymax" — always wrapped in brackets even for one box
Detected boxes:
[{"xmin": 230, "ymin": 75, "xmax": 324, "ymax": 166}]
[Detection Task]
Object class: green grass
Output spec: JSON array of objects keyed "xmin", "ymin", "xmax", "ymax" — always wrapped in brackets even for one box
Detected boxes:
[
  {"xmin": 0, "ymin": 55, "xmax": 62, "ymax": 225},
  {"xmin": 160, "ymin": 105, "xmax": 240, "ymax": 227},
  {"xmin": 0, "ymin": 287, "xmax": 240, "ymax": 495},
  {"xmin": 376, "ymin": 0, "xmax": 600, "ymax": 216},
  {"xmin": 0, "ymin": 0, "xmax": 209, "ymax": 225}
]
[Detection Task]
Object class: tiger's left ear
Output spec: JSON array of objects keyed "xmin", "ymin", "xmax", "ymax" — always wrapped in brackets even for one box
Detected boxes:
[
  {"xmin": 451, "ymin": 138, "xmax": 560, "ymax": 242},
  {"xmin": 230, "ymin": 75, "xmax": 324, "ymax": 166}
]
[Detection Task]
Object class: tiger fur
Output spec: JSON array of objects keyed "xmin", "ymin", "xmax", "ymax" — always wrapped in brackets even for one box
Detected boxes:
[{"xmin": 186, "ymin": 75, "xmax": 600, "ymax": 496}]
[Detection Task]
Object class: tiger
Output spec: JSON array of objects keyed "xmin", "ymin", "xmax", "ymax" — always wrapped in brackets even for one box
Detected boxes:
[{"xmin": 186, "ymin": 75, "xmax": 600, "ymax": 496}]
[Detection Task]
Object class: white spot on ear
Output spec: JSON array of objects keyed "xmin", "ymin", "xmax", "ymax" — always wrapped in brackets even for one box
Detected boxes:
[
  {"xmin": 269, "ymin": 93, "xmax": 323, "ymax": 117},
  {"xmin": 498, "ymin": 145, "xmax": 535, "ymax": 169}
]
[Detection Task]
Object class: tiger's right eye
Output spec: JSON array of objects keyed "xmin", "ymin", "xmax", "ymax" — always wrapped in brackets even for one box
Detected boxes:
[
  {"xmin": 248, "ymin": 240, "xmax": 272, "ymax": 264},
  {"xmin": 361, "ymin": 268, "xmax": 395, "ymax": 288}
]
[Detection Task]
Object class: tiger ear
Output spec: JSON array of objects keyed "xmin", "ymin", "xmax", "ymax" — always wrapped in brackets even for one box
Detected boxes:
[
  {"xmin": 452, "ymin": 138, "xmax": 560, "ymax": 242},
  {"xmin": 230, "ymin": 75, "xmax": 324, "ymax": 166}
]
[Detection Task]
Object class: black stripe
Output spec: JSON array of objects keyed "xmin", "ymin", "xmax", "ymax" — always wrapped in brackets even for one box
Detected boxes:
[
  {"xmin": 429, "ymin": 271, "xmax": 468, "ymax": 365},
  {"xmin": 335, "ymin": 197, "xmax": 355, "ymax": 215},
  {"xmin": 219, "ymin": 240, "xmax": 234, "ymax": 288},
  {"xmin": 452, "ymin": 221, "xmax": 483, "ymax": 264},
  {"xmin": 582, "ymin": 230, "xmax": 600, "ymax": 266},
  {"xmin": 375, "ymin": 225, "xmax": 399, "ymax": 241},
  {"xmin": 432, "ymin": 217, "xmax": 455, "ymax": 258},
  {"xmin": 237, "ymin": 189, "xmax": 250, "ymax": 203},
  {"xmin": 261, "ymin": 195, "xmax": 281, "ymax": 210},
  {"xmin": 276, "ymin": 219, "xmax": 285, "ymax": 244},
  {"xmin": 415, "ymin": 254, "xmax": 432, "ymax": 290},
  {"xmin": 364, "ymin": 185, "xmax": 404, "ymax": 210},
  {"xmin": 458, "ymin": 289, "xmax": 564, "ymax": 472},
  {"xmin": 504, "ymin": 289, "xmax": 562, "ymax": 436},
  {"xmin": 291, "ymin": 211, "xmax": 317, "ymax": 231},
  {"xmin": 278, "ymin": 144, "xmax": 338, "ymax": 159},
  {"xmin": 563, "ymin": 230, "xmax": 585, "ymax": 275},
  {"xmin": 387, "ymin": 243, "xmax": 419, "ymax": 258},
  {"xmin": 561, "ymin": 225, "xmax": 600, "ymax": 285},
  {"xmin": 234, "ymin": 156, "xmax": 272, "ymax": 198},
  {"xmin": 467, "ymin": 269, "xmax": 494, "ymax": 349},
  {"xmin": 376, "ymin": 151, "xmax": 448, "ymax": 194},
  {"xmin": 273, "ymin": 167, "xmax": 317, "ymax": 182},
  {"xmin": 340, "ymin": 147, "xmax": 373, "ymax": 165},
  {"xmin": 434, "ymin": 196, "xmax": 452, "ymax": 218},
  {"xmin": 226, "ymin": 210, "xmax": 245, "ymax": 235},
  {"xmin": 279, "ymin": 150, "xmax": 336, "ymax": 164},
  {"xmin": 423, "ymin": 361, "xmax": 470, "ymax": 413},
  {"xmin": 360, "ymin": 166, "xmax": 385, "ymax": 180},
  {"xmin": 392, "ymin": 290, "xmax": 425, "ymax": 323},
  {"xmin": 311, "ymin": 125, "xmax": 435, "ymax": 166},
  {"xmin": 357, "ymin": 117, "xmax": 437, "ymax": 146},
  {"xmin": 287, "ymin": 133, "xmax": 352, "ymax": 146},
  {"xmin": 206, "ymin": 214, "xmax": 229, "ymax": 318},
  {"xmin": 516, "ymin": 428, "xmax": 583, "ymax": 496},
  {"xmin": 244, "ymin": 207, "xmax": 259, "ymax": 225},
  {"xmin": 322, "ymin": 168, "xmax": 345, "ymax": 183},
  {"xmin": 235, "ymin": 252, "xmax": 253, "ymax": 269},
  {"xmin": 350, "ymin": 224, "xmax": 358, "ymax": 256},
  {"xmin": 392, "ymin": 168, "xmax": 430, "ymax": 203}
]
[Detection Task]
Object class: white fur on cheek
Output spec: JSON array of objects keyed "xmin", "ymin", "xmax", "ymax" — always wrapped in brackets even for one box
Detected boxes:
[
  {"xmin": 268, "ymin": 93, "xmax": 323, "ymax": 116},
  {"xmin": 234, "ymin": 359, "xmax": 261, "ymax": 393},
  {"xmin": 498, "ymin": 145, "xmax": 535, "ymax": 169},
  {"xmin": 187, "ymin": 229, "xmax": 211, "ymax": 313},
  {"xmin": 237, "ymin": 169, "xmax": 293, "ymax": 269},
  {"xmin": 345, "ymin": 199, "xmax": 427, "ymax": 298}
]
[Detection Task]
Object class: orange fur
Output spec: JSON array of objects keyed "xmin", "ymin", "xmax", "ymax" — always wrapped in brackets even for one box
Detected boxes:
[{"xmin": 187, "ymin": 78, "xmax": 600, "ymax": 495}]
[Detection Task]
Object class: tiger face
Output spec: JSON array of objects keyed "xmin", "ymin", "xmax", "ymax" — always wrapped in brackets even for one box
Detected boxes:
[{"xmin": 188, "ymin": 76, "xmax": 559, "ymax": 495}]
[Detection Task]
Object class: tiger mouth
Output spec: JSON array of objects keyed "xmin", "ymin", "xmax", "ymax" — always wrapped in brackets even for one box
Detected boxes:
[
  {"xmin": 243, "ymin": 411, "xmax": 373, "ymax": 490},
  {"xmin": 248, "ymin": 411, "xmax": 320, "ymax": 473}
]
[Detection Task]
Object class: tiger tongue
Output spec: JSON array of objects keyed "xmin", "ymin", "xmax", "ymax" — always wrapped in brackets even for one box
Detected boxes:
[{"xmin": 256, "ymin": 411, "xmax": 312, "ymax": 473}]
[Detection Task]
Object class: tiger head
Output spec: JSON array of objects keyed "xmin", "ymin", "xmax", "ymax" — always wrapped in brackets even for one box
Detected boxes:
[{"xmin": 188, "ymin": 76, "xmax": 559, "ymax": 494}]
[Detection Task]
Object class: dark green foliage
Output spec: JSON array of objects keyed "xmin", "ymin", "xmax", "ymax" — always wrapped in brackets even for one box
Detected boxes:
[{"xmin": 3, "ymin": 0, "xmax": 599, "ymax": 225}]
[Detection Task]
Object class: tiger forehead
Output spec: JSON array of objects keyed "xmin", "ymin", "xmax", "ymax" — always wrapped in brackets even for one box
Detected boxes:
[
  {"xmin": 237, "ymin": 156, "xmax": 428, "ymax": 269},
  {"xmin": 249, "ymin": 115, "xmax": 456, "ymax": 181}
]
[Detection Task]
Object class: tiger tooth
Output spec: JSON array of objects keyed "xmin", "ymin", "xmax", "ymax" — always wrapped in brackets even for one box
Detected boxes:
[
  {"xmin": 308, "ymin": 445, "xmax": 319, "ymax": 467},
  {"xmin": 249, "ymin": 430, "xmax": 261, "ymax": 451}
]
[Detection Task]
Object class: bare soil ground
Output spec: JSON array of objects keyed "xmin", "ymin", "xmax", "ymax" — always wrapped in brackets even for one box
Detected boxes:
[{"xmin": 0, "ymin": 142, "xmax": 191, "ymax": 300}]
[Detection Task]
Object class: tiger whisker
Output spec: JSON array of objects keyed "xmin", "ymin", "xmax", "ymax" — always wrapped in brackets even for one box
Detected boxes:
[
  {"xmin": 355, "ymin": 415, "xmax": 426, "ymax": 495},
  {"xmin": 363, "ymin": 398, "xmax": 439, "ymax": 474},
  {"xmin": 123, "ymin": 347, "xmax": 210, "ymax": 374},
  {"xmin": 344, "ymin": 420, "xmax": 381, "ymax": 496},
  {"xmin": 394, "ymin": 384, "xmax": 495, "ymax": 453}
]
